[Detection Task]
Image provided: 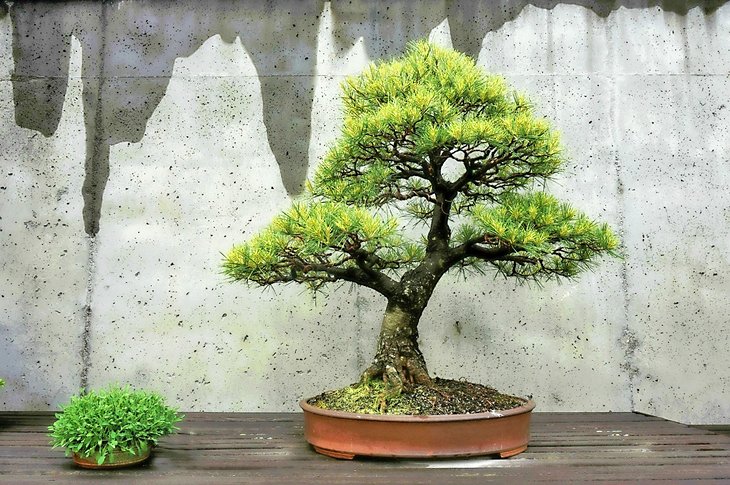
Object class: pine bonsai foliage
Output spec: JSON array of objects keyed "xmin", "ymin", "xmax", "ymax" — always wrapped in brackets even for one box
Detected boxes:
[{"xmin": 224, "ymin": 40, "xmax": 617, "ymax": 393}]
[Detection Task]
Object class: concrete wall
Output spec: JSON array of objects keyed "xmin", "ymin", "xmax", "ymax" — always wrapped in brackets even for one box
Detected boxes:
[{"xmin": 0, "ymin": 0, "xmax": 727, "ymax": 424}]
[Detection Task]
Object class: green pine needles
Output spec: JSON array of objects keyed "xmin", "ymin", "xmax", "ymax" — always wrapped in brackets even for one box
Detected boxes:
[
  {"xmin": 223, "ymin": 40, "xmax": 617, "ymax": 293},
  {"xmin": 49, "ymin": 386, "xmax": 183, "ymax": 465}
]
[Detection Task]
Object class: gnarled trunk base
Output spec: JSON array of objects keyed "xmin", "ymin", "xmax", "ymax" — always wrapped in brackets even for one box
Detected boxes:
[{"xmin": 359, "ymin": 303, "xmax": 431, "ymax": 395}]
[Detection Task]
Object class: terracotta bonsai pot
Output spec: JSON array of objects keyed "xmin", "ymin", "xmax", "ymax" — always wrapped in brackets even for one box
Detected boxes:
[
  {"xmin": 300, "ymin": 398, "xmax": 536, "ymax": 460},
  {"xmin": 72, "ymin": 445, "xmax": 151, "ymax": 469}
]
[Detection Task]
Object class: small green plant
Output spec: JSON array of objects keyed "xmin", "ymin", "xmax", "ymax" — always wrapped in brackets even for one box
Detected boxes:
[{"xmin": 49, "ymin": 386, "xmax": 183, "ymax": 465}]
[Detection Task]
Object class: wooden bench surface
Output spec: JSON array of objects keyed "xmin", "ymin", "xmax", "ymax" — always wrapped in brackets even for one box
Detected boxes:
[{"xmin": 1, "ymin": 411, "xmax": 728, "ymax": 483}]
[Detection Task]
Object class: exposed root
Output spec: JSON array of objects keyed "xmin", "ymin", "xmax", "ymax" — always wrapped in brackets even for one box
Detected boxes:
[{"xmin": 360, "ymin": 355, "xmax": 432, "ymax": 397}]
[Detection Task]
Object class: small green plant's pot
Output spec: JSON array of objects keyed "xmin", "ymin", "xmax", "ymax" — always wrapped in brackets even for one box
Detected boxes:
[{"xmin": 72, "ymin": 444, "xmax": 151, "ymax": 469}]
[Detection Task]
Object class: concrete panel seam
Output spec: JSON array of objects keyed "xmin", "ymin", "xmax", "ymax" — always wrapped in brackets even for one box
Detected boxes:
[
  {"xmin": 608, "ymin": 50, "xmax": 636, "ymax": 411},
  {"xmin": 79, "ymin": 236, "xmax": 98, "ymax": 392}
]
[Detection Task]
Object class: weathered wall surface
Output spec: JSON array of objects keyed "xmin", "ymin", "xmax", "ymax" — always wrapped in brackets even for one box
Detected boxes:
[{"xmin": 0, "ymin": 1, "xmax": 728, "ymax": 424}]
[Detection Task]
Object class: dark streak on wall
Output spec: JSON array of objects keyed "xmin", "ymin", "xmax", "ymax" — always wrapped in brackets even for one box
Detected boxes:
[
  {"xmin": 4, "ymin": 0, "xmax": 728, "ymax": 237},
  {"xmin": 7, "ymin": 0, "xmax": 324, "ymax": 236},
  {"xmin": 9, "ymin": 2, "xmax": 70, "ymax": 138},
  {"xmin": 330, "ymin": 1, "xmax": 727, "ymax": 62},
  {"xmin": 81, "ymin": 3, "xmax": 108, "ymax": 238}
]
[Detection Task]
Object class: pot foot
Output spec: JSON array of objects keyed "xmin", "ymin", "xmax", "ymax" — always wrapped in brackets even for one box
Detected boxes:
[
  {"xmin": 499, "ymin": 445, "xmax": 527, "ymax": 458},
  {"xmin": 313, "ymin": 446, "xmax": 355, "ymax": 460}
]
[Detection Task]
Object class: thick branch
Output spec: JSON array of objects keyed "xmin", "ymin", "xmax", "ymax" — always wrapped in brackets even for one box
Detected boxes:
[
  {"xmin": 425, "ymin": 193, "xmax": 453, "ymax": 253},
  {"xmin": 445, "ymin": 237, "xmax": 514, "ymax": 266},
  {"xmin": 298, "ymin": 263, "xmax": 397, "ymax": 297},
  {"xmin": 351, "ymin": 250, "xmax": 400, "ymax": 296},
  {"xmin": 274, "ymin": 243, "xmax": 399, "ymax": 297}
]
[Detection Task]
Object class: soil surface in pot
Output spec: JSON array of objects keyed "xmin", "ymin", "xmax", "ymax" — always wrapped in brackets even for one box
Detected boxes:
[{"xmin": 308, "ymin": 378, "xmax": 526, "ymax": 415}]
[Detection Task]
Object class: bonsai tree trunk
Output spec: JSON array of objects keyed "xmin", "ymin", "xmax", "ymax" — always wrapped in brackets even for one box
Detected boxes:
[
  {"xmin": 360, "ymin": 256, "xmax": 449, "ymax": 393},
  {"xmin": 360, "ymin": 299, "xmax": 432, "ymax": 392}
]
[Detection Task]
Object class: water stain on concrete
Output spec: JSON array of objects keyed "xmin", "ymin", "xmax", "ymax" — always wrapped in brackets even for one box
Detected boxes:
[
  {"xmin": 5, "ymin": 0, "xmax": 727, "ymax": 237},
  {"xmin": 6, "ymin": 0, "xmax": 323, "ymax": 236},
  {"xmin": 9, "ymin": 1, "xmax": 71, "ymax": 138},
  {"xmin": 331, "ymin": 1, "xmax": 728, "ymax": 63}
]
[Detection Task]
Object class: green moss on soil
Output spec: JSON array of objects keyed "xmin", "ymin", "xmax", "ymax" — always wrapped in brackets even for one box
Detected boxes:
[{"xmin": 308, "ymin": 378, "xmax": 526, "ymax": 415}]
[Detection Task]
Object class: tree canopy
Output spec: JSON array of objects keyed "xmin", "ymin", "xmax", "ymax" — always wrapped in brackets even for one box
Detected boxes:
[{"xmin": 223, "ymin": 40, "xmax": 617, "ymax": 296}]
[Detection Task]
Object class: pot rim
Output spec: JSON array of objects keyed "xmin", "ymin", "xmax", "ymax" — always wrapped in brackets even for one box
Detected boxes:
[
  {"xmin": 300, "ymin": 397, "xmax": 535, "ymax": 422},
  {"xmin": 72, "ymin": 443, "xmax": 152, "ymax": 469}
]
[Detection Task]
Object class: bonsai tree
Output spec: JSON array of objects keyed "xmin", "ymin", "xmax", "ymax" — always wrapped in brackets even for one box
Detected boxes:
[
  {"xmin": 49, "ymin": 386, "xmax": 183, "ymax": 467},
  {"xmin": 223, "ymin": 41, "xmax": 617, "ymax": 396}
]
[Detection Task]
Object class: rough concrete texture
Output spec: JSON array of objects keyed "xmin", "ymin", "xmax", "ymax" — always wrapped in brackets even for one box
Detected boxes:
[
  {"xmin": 0, "ymin": 25, "xmax": 88, "ymax": 408},
  {"xmin": 0, "ymin": 1, "xmax": 728, "ymax": 424}
]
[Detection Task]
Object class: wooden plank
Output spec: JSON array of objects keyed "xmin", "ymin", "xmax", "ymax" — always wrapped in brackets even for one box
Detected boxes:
[{"xmin": 0, "ymin": 412, "xmax": 728, "ymax": 483}]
